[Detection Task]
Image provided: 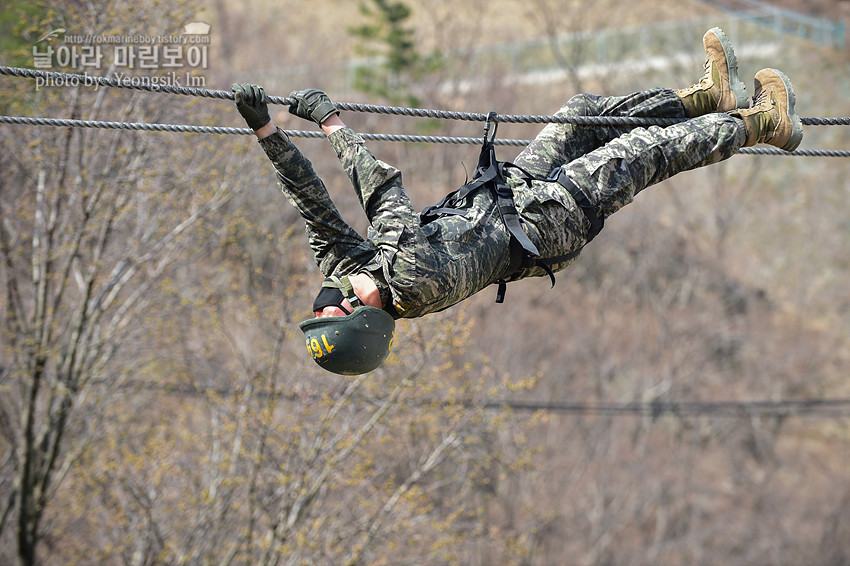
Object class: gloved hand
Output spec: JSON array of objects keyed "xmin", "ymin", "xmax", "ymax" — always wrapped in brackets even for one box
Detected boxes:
[
  {"xmin": 231, "ymin": 83, "xmax": 270, "ymax": 130},
  {"xmin": 288, "ymin": 89, "xmax": 339, "ymax": 125}
]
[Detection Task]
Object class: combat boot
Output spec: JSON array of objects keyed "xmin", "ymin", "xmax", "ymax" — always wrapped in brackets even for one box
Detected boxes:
[
  {"xmin": 675, "ymin": 27, "xmax": 749, "ymax": 116},
  {"xmin": 732, "ymin": 68, "xmax": 803, "ymax": 151}
]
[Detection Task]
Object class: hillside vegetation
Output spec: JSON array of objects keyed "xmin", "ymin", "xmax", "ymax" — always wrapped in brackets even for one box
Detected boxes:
[{"xmin": 1, "ymin": 1, "xmax": 849, "ymax": 564}]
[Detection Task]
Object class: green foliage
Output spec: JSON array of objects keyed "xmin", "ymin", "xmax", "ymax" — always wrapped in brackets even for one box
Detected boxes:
[
  {"xmin": 347, "ymin": 0, "xmax": 443, "ymax": 107},
  {"xmin": 350, "ymin": 0, "xmax": 416, "ymax": 71},
  {"xmin": 0, "ymin": 0, "xmax": 55, "ymax": 115},
  {"xmin": 0, "ymin": 0, "xmax": 57, "ymax": 66}
]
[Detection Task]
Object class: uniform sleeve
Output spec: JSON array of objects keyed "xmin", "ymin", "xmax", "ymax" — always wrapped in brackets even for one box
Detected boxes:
[
  {"xmin": 325, "ymin": 127, "xmax": 421, "ymax": 244},
  {"xmin": 258, "ymin": 128, "xmax": 379, "ymax": 277},
  {"xmin": 326, "ymin": 127, "xmax": 460, "ymax": 317}
]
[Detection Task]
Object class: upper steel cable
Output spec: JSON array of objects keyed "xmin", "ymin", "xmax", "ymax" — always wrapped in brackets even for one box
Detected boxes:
[
  {"xmin": 9, "ymin": 64, "xmax": 850, "ymax": 127},
  {"xmin": 2, "ymin": 65, "xmax": 850, "ymax": 156},
  {"xmin": 0, "ymin": 64, "xmax": 681, "ymax": 126}
]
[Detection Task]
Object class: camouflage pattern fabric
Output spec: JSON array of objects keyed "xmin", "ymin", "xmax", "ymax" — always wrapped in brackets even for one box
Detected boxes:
[
  {"xmin": 260, "ymin": 88, "xmax": 746, "ymax": 318},
  {"xmin": 258, "ymin": 130, "xmax": 383, "ymax": 279}
]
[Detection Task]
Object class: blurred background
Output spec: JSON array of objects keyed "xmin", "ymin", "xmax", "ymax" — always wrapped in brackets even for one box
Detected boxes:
[{"xmin": 1, "ymin": 0, "xmax": 849, "ymax": 564}]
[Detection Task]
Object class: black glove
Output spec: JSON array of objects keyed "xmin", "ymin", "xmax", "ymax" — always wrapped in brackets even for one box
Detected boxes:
[
  {"xmin": 288, "ymin": 89, "xmax": 339, "ymax": 125},
  {"xmin": 232, "ymin": 83, "xmax": 270, "ymax": 130}
]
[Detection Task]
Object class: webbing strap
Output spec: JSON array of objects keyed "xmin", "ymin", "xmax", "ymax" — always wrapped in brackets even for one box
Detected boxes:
[
  {"xmin": 550, "ymin": 169, "xmax": 604, "ymax": 241},
  {"xmin": 324, "ymin": 275, "xmax": 362, "ymax": 308},
  {"xmin": 494, "ymin": 167, "xmax": 540, "ymax": 262},
  {"xmin": 493, "ymin": 168, "xmax": 605, "ymax": 302},
  {"xmin": 420, "ymin": 117, "xmax": 607, "ymax": 304}
]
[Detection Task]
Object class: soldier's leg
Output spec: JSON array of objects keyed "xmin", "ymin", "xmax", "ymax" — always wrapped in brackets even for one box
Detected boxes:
[
  {"xmin": 513, "ymin": 89, "xmax": 686, "ymax": 179},
  {"xmin": 514, "ymin": 27, "xmax": 749, "ymax": 180},
  {"xmin": 560, "ymin": 112, "xmax": 746, "ymax": 219}
]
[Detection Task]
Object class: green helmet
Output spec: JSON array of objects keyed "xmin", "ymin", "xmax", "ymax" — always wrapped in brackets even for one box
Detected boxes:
[{"xmin": 299, "ymin": 276, "xmax": 395, "ymax": 375}]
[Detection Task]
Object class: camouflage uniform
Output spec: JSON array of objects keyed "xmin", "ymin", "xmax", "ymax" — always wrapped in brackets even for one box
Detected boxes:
[{"xmin": 259, "ymin": 88, "xmax": 746, "ymax": 318}]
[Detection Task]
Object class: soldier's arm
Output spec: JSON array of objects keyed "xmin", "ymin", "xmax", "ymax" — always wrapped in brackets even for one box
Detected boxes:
[{"xmin": 254, "ymin": 122, "xmax": 378, "ymax": 277}]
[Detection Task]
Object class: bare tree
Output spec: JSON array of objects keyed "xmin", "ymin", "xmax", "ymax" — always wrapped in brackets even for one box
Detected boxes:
[{"xmin": 0, "ymin": 3, "xmax": 249, "ymax": 563}]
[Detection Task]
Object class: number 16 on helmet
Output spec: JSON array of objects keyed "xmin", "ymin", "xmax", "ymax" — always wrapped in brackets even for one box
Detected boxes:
[{"xmin": 299, "ymin": 306, "xmax": 395, "ymax": 375}]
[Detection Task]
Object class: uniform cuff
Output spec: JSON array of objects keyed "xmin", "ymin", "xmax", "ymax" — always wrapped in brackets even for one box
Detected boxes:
[{"xmin": 257, "ymin": 127, "xmax": 293, "ymax": 161}]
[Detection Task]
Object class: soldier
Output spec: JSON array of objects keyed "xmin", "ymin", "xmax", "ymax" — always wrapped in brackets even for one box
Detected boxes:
[{"xmin": 233, "ymin": 27, "xmax": 802, "ymax": 375}]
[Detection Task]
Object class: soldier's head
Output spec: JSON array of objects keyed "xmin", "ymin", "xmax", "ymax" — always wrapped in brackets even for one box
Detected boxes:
[{"xmin": 299, "ymin": 275, "xmax": 394, "ymax": 375}]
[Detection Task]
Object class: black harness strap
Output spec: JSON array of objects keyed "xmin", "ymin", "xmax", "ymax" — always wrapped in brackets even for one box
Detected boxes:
[
  {"xmin": 490, "ymin": 169, "xmax": 606, "ymax": 301},
  {"xmin": 549, "ymin": 168, "xmax": 604, "ymax": 242},
  {"xmin": 420, "ymin": 114, "xmax": 605, "ymax": 303}
]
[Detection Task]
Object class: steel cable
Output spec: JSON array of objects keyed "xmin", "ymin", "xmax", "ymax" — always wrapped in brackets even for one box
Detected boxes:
[
  {"xmin": 5, "ymin": 65, "xmax": 850, "ymax": 127},
  {"xmin": 2, "ymin": 65, "xmax": 850, "ymax": 156},
  {"xmin": 4, "ymin": 115, "xmax": 850, "ymax": 156}
]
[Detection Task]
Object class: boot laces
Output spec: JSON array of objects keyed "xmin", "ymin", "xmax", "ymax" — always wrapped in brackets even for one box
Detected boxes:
[
  {"xmin": 752, "ymin": 86, "xmax": 771, "ymax": 109},
  {"xmin": 680, "ymin": 57, "xmax": 712, "ymax": 93},
  {"xmin": 698, "ymin": 58, "xmax": 712, "ymax": 87}
]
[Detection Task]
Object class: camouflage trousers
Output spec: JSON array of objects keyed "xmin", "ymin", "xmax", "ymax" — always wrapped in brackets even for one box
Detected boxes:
[
  {"xmin": 512, "ymin": 87, "xmax": 745, "ymax": 218},
  {"xmin": 498, "ymin": 87, "xmax": 747, "ymax": 290}
]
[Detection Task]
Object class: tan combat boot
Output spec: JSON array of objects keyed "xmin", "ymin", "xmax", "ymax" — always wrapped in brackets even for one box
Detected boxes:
[
  {"xmin": 732, "ymin": 68, "xmax": 803, "ymax": 151},
  {"xmin": 675, "ymin": 27, "xmax": 749, "ymax": 116}
]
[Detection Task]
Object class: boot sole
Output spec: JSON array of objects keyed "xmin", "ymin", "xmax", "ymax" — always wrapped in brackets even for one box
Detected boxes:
[
  {"xmin": 764, "ymin": 67, "xmax": 803, "ymax": 151},
  {"xmin": 707, "ymin": 27, "xmax": 749, "ymax": 111}
]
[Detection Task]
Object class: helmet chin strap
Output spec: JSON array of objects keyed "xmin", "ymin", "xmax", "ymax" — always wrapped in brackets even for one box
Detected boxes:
[{"xmin": 312, "ymin": 275, "xmax": 362, "ymax": 314}]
